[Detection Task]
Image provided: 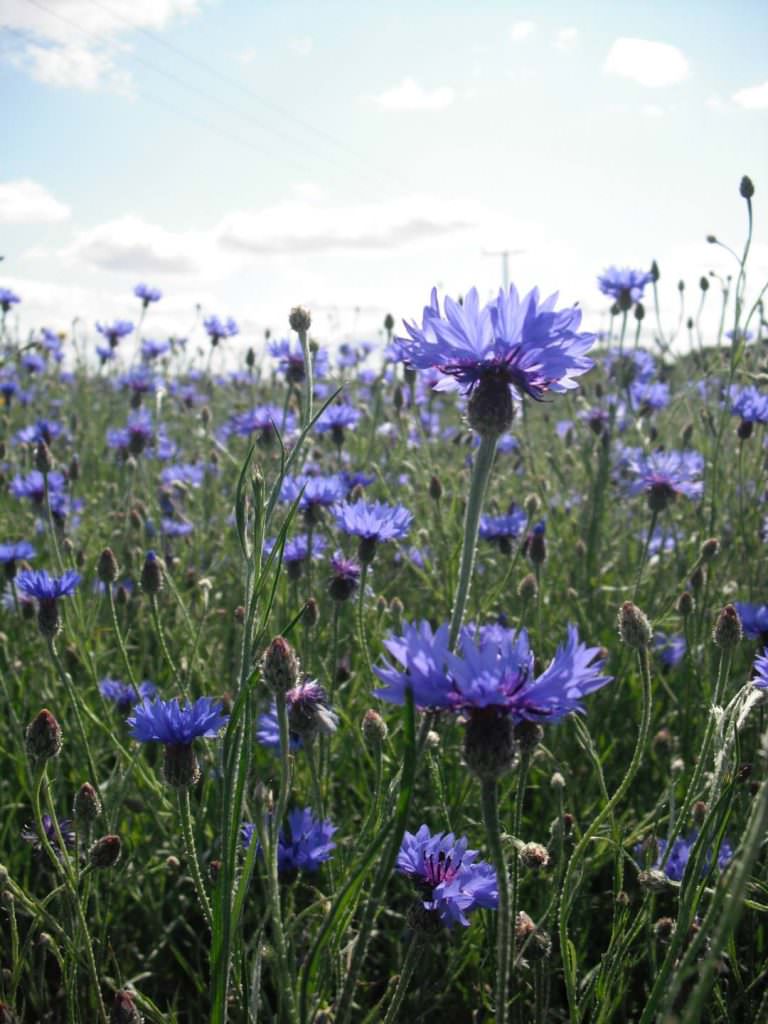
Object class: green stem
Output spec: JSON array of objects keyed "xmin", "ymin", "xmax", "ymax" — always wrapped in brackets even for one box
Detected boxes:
[
  {"xmin": 178, "ymin": 787, "xmax": 213, "ymax": 931},
  {"xmin": 558, "ymin": 642, "xmax": 653, "ymax": 1024},
  {"xmin": 382, "ymin": 933, "xmax": 423, "ymax": 1024},
  {"xmin": 107, "ymin": 586, "xmax": 137, "ymax": 687},
  {"xmin": 448, "ymin": 434, "xmax": 497, "ymax": 649},
  {"xmin": 481, "ymin": 777, "xmax": 511, "ymax": 1024},
  {"xmin": 47, "ymin": 639, "xmax": 100, "ymax": 799},
  {"xmin": 150, "ymin": 594, "xmax": 189, "ymax": 699}
]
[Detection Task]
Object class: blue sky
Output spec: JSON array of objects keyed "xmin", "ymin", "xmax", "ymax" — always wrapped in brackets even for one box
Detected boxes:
[{"xmin": 1, "ymin": 0, "xmax": 767, "ymax": 353}]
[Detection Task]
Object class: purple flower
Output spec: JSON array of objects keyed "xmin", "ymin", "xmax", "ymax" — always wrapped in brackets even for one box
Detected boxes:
[
  {"xmin": 0, "ymin": 288, "xmax": 21, "ymax": 312},
  {"xmin": 652, "ymin": 631, "xmax": 686, "ymax": 669},
  {"xmin": 752, "ymin": 648, "xmax": 768, "ymax": 688},
  {"xmin": 16, "ymin": 569, "xmax": 81, "ymax": 601},
  {"xmin": 256, "ymin": 706, "xmax": 303, "ymax": 752},
  {"xmin": 479, "ymin": 508, "xmax": 527, "ymax": 544},
  {"xmin": 597, "ymin": 266, "xmax": 653, "ymax": 310},
  {"xmin": 21, "ymin": 814, "xmax": 75, "ymax": 853},
  {"xmin": 204, "ymin": 315, "xmax": 239, "ymax": 345},
  {"xmin": 735, "ymin": 602, "xmax": 768, "ymax": 642},
  {"xmin": 637, "ymin": 832, "xmax": 733, "ymax": 882},
  {"xmin": 624, "ymin": 449, "xmax": 704, "ymax": 509},
  {"xmin": 96, "ymin": 319, "xmax": 134, "ymax": 347},
  {"xmin": 224, "ymin": 404, "xmax": 294, "ymax": 442},
  {"xmin": 134, "ymin": 283, "xmax": 162, "ymax": 305},
  {"xmin": 396, "ymin": 284, "xmax": 596, "ymax": 402},
  {"xmin": 22, "ymin": 353, "xmax": 45, "ymax": 375},
  {"xmin": 107, "ymin": 409, "xmax": 154, "ymax": 456},
  {"xmin": 100, "ymin": 678, "xmax": 157, "ymax": 713},
  {"xmin": 241, "ymin": 807, "xmax": 336, "ymax": 875},
  {"xmin": 397, "ymin": 824, "xmax": 498, "ymax": 928},
  {"xmin": 374, "ymin": 620, "xmax": 453, "ymax": 708},
  {"xmin": 161, "ymin": 463, "xmax": 205, "ymax": 488},
  {"xmin": 281, "ymin": 473, "xmax": 348, "ymax": 522},
  {"xmin": 141, "ymin": 338, "xmax": 171, "ymax": 361},
  {"xmin": 10, "ymin": 470, "xmax": 66, "ymax": 506},
  {"xmin": 15, "ymin": 419, "xmax": 63, "ymax": 446},
  {"xmin": 263, "ymin": 533, "xmax": 327, "ymax": 579},
  {"xmin": 127, "ymin": 696, "xmax": 229, "ymax": 744},
  {"xmin": 269, "ymin": 338, "xmax": 329, "ymax": 382},
  {"xmin": 731, "ymin": 386, "xmax": 768, "ymax": 426},
  {"xmin": 328, "ymin": 551, "xmax": 361, "ymax": 602},
  {"xmin": 0, "ymin": 540, "xmax": 36, "ymax": 567},
  {"xmin": 333, "ymin": 498, "xmax": 413, "ymax": 544},
  {"xmin": 116, "ymin": 366, "xmax": 158, "ymax": 397},
  {"xmin": 315, "ymin": 403, "xmax": 362, "ymax": 443}
]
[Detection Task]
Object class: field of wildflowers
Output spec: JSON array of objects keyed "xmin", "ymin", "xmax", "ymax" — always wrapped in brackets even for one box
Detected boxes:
[{"xmin": 0, "ymin": 176, "xmax": 766, "ymax": 1023}]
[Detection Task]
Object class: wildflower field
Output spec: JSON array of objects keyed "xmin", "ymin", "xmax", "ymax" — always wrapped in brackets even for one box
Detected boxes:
[{"xmin": 0, "ymin": 177, "xmax": 767, "ymax": 1024}]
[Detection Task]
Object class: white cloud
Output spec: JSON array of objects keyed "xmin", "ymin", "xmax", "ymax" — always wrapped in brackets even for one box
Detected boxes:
[
  {"xmin": 0, "ymin": 180, "xmax": 71, "ymax": 224},
  {"xmin": 60, "ymin": 215, "xmax": 218, "ymax": 275},
  {"xmin": 706, "ymin": 94, "xmax": 726, "ymax": 111},
  {"xmin": 603, "ymin": 37, "xmax": 689, "ymax": 88},
  {"xmin": 0, "ymin": 0, "xmax": 201, "ymax": 91},
  {"xmin": 553, "ymin": 27, "xmax": 578, "ymax": 52},
  {"xmin": 732, "ymin": 81, "xmax": 768, "ymax": 110},
  {"xmin": 641, "ymin": 104, "xmax": 664, "ymax": 118},
  {"xmin": 371, "ymin": 77, "xmax": 455, "ymax": 111},
  {"xmin": 217, "ymin": 196, "xmax": 480, "ymax": 254},
  {"xmin": 509, "ymin": 21, "xmax": 535, "ymax": 42},
  {"xmin": 288, "ymin": 36, "xmax": 313, "ymax": 57}
]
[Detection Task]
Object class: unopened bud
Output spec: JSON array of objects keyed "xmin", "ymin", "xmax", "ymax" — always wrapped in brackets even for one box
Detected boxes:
[
  {"xmin": 617, "ymin": 601, "xmax": 652, "ymax": 648},
  {"xmin": 517, "ymin": 573, "xmax": 538, "ymax": 602},
  {"xmin": 110, "ymin": 989, "xmax": 143, "ymax": 1024},
  {"xmin": 650, "ymin": 260, "xmax": 660, "ymax": 283},
  {"xmin": 25, "ymin": 709, "xmax": 62, "ymax": 763},
  {"xmin": 288, "ymin": 306, "xmax": 311, "ymax": 333},
  {"xmin": 302, "ymin": 598, "xmax": 319, "ymax": 628},
  {"xmin": 35, "ymin": 441, "xmax": 53, "ymax": 474},
  {"xmin": 524, "ymin": 493, "xmax": 541, "ymax": 517},
  {"xmin": 140, "ymin": 551, "xmax": 163, "ymax": 594},
  {"xmin": 262, "ymin": 636, "xmax": 300, "ymax": 693},
  {"xmin": 739, "ymin": 175, "xmax": 755, "ymax": 200},
  {"xmin": 429, "ymin": 475, "xmax": 442, "ymax": 501},
  {"xmin": 74, "ymin": 782, "xmax": 102, "ymax": 824},
  {"xmin": 97, "ymin": 547, "xmax": 119, "ymax": 584},
  {"xmin": 693, "ymin": 800, "xmax": 708, "ymax": 825},
  {"xmin": 519, "ymin": 842, "xmax": 550, "ymax": 870},
  {"xmin": 654, "ymin": 916, "xmax": 675, "ymax": 942},
  {"xmin": 713, "ymin": 604, "xmax": 742, "ymax": 649},
  {"xmin": 361, "ymin": 709, "xmax": 388, "ymax": 748},
  {"xmin": 89, "ymin": 834, "xmax": 121, "ymax": 869},
  {"xmin": 699, "ymin": 276, "xmax": 710, "ymax": 292},
  {"xmin": 700, "ymin": 537, "xmax": 720, "ymax": 561}
]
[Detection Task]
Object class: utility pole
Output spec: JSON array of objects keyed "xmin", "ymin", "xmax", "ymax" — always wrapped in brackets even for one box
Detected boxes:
[{"xmin": 482, "ymin": 248, "xmax": 525, "ymax": 292}]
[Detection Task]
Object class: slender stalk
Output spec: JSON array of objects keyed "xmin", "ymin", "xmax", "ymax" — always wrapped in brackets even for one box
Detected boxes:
[
  {"xmin": 448, "ymin": 434, "xmax": 497, "ymax": 649},
  {"xmin": 178, "ymin": 787, "xmax": 214, "ymax": 931},
  {"xmin": 510, "ymin": 753, "xmax": 530, "ymax": 974},
  {"xmin": 150, "ymin": 594, "xmax": 189, "ymax": 700},
  {"xmin": 481, "ymin": 777, "xmax": 511, "ymax": 1024},
  {"xmin": 47, "ymin": 639, "xmax": 100, "ymax": 799},
  {"xmin": 558, "ymin": 642, "xmax": 653, "ymax": 1024},
  {"xmin": 106, "ymin": 586, "xmax": 137, "ymax": 687},
  {"xmin": 382, "ymin": 933, "xmax": 423, "ymax": 1024}
]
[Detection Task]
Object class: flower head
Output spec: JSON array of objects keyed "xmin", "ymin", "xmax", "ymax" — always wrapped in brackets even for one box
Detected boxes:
[
  {"xmin": 99, "ymin": 678, "xmax": 157, "ymax": 713},
  {"xmin": 735, "ymin": 602, "xmax": 768, "ymax": 642},
  {"xmin": 241, "ymin": 807, "xmax": 336, "ymax": 876},
  {"xmin": 284, "ymin": 679, "xmax": 338, "ymax": 741},
  {"xmin": 333, "ymin": 498, "xmax": 413, "ymax": 562},
  {"xmin": 0, "ymin": 287, "xmax": 21, "ymax": 312},
  {"xmin": 328, "ymin": 550, "xmax": 361, "ymax": 602},
  {"xmin": 16, "ymin": 568, "xmax": 80, "ymax": 602},
  {"xmin": 21, "ymin": 814, "xmax": 75, "ymax": 854},
  {"xmin": 127, "ymin": 696, "xmax": 228, "ymax": 745},
  {"xmin": 597, "ymin": 266, "xmax": 653, "ymax": 310},
  {"xmin": 637, "ymin": 832, "xmax": 733, "ymax": 882},
  {"xmin": 624, "ymin": 449, "xmax": 704, "ymax": 510},
  {"xmin": 134, "ymin": 282, "xmax": 162, "ymax": 305},
  {"xmin": 204, "ymin": 315, "xmax": 239, "ymax": 345},
  {"xmin": 96, "ymin": 319, "xmax": 134, "ymax": 347},
  {"xmin": 397, "ymin": 824, "xmax": 498, "ymax": 928}
]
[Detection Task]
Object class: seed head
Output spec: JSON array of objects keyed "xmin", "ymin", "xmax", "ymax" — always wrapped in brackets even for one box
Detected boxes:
[{"xmin": 519, "ymin": 842, "xmax": 551, "ymax": 870}]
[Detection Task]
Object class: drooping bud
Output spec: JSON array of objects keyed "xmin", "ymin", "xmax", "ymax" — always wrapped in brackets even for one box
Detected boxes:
[
  {"xmin": 712, "ymin": 604, "xmax": 742, "ymax": 649},
  {"xmin": 617, "ymin": 601, "xmax": 652, "ymax": 649},
  {"xmin": 25, "ymin": 709, "xmax": 63, "ymax": 763},
  {"xmin": 361, "ymin": 709, "xmax": 388, "ymax": 749},
  {"xmin": 97, "ymin": 547, "xmax": 119, "ymax": 584},
  {"xmin": 89, "ymin": 834, "xmax": 122, "ymax": 869},
  {"xmin": 74, "ymin": 782, "xmax": 102, "ymax": 825},
  {"xmin": 262, "ymin": 636, "xmax": 300, "ymax": 693}
]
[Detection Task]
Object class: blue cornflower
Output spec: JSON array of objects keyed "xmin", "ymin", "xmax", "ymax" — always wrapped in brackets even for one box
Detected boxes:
[
  {"xmin": 256, "ymin": 706, "xmax": 303, "ymax": 752},
  {"xmin": 604, "ymin": 347, "xmax": 656, "ymax": 387},
  {"xmin": 263, "ymin": 533, "xmax": 327, "ymax": 579},
  {"xmin": 16, "ymin": 569, "xmax": 81, "ymax": 601},
  {"xmin": 15, "ymin": 418, "xmax": 63, "ymax": 447},
  {"xmin": 396, "ymin": 824, "xmax": 498, "ymax": 928},
  {"xmin": 127, "ymin": 696, "xmax": 228, "ymax": 744},
  {"xmin": 269, "ymin": 337, "xmax": 329, "ymax": 382},
  {"xmin": 638, "ymin": 832, "xmax": 733, "ymax": 883},
  {"xmin": 730, "ymin": 385, "xmax": 768, "ymax": 435},
  {"xmin": 10, "ymin": 469, "xmax": 65, "ymax": 505},
  {"xmin": 160, "ymin": 463, "xmax": 205, "ymax": 488},
  {"xmin": 0, "ymin": 540, "xmax": 36, "ymax": 574},
  {"xmin": 597, "ymin": 266, "xmax": 653, "ymax": 310},
  {"xmin": 652, "ymin": 631, "xmax": 686, "ymax": 669},
  {"xmin": 99, "ymin": 678, "xmax": 157, "ymax": 713},
  {"xmin": 96, "ymin": 344, "xmax": 116, "ymax": 364},
  {"xmin": 315, "ymin": 403, "xmax": 362, "ymax": 445},
  {"xmin": 631, "ymin": 380, "xmax": 670, "ymax": 412},
  {"xmin": 373, "ymin": 620, "xmax": 453, "ymax": 708},
  {"xmin": 107, "ymin": 409, "xmax": 154, "ymax": 457},
  {"xmin": 161, "ymin": 518, "xmax": 194, "ymax": 538},
  {"xmin": 734, "ymin": 602, "xmax": 768, "ymax": 642},
  {"xmin": 624, "ymin": 449, "xmax": 704, "ymax": 510},
  {"xmin": 0, "ymin": 288, "xmax": 21, "ymax": 312},
  {"xmin": 21, "ymin": 814, "xmax": 75, "ymax": 854},
  {"xmin": 333, "ymin": 498, "xmax": 413, "ymax": 562},
  {"xmin": 328, "ymin": 550, "xmax": 361, "ymax": 602},
  {"xmin": 479, "ymin": 508, "xmax": 528, "ymax": 547},
  {"xmin": 134, "ymin": 283, "xmax": 162, "ymax": 306},
  {"xmin": 204, "ymin": 315, "xmax": 239, "ymax": 345},
  {"xmin": 96, "ymin": 319, "xmax": 134, "ymax": 348},
  {"xmin": 116, "ymin": 366, "xmax": 158, "ymax": 399},
  {"xmin": 22, "ymin": 352, "xmax": 45, "ymax": 374},
  {"xmin": 397, "ymin": 284, "xmax": 595, "ymax": 435},
  {"xmin": 281, "ymin": 473, "xmax": 348, "ymax": 524},
  {"xmin": 752, "ymin": 648, "xmax": 768, "ymax": 688},
  {"xmin": 224, "ymin": 404, "xmax": 294, "ymax": 443},
  {"xmin": 241, "ymin": 807, "xmax": 336, "ymax": 876},
  {"xmin": 141, "ymin": 338, "xmax": 171, "ymax": 361}
]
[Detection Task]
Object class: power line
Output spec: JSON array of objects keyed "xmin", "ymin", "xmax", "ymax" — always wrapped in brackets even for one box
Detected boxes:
[
  {"xmin": 84, "ymin": 0, "xmax": 416, "ymax": 198},
  {"xmin": 17, "ymin": 0, "xmax": 403, "ymax": 205}
]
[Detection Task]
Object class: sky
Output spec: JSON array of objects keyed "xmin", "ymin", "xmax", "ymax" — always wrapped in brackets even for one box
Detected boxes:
[{"xmin": 1, "ymin": 0, "xmax": 767, "ymax": 358}]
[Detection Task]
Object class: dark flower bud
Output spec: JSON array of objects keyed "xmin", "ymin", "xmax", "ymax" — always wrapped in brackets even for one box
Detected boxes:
[
  {"xmin": 652, "ymin": 727, "xmax": 673, "ymax": 754},
  {"xmin": 358, "ymin": 536, "xmax": 378, "ymax": 565},
  {"xmin": 654, "ymin": 916, "xmax": 675, "ymax": 942},
  {"xmin": 700, "ymin": 537, "xmax": 719, "ymax": 561},
  {"xmin": 289, "ymin": 306, "xmax": 311, "ymax": 333},
  {"xmin": 140, "ymin": 551, "xmax": 163, "ymax": 594},
  {"xmin": 200, "ymin": 406, "xmax": 211, "ymax": 429},
  {"xmin": 515, "ymin": 911, "xmax": 552, "ymax": 960},
  {"xmin": 98, "ymin": 547, "xmax": 119, "ymax": 584},
  {"xmin": 68, "ymin": 454, "xmax": 80, "ymax": 481},
  {"xmin": 650, "ymin": 260, "xmax": 660, "ymax": 282},
  {"xmin": 529, "ymin": 530, "xmax": 546, "ymax": 566},
  {"xmin": 302, "ymin": 598, "xmax": 319, "ymax": 628},
  {"xmin": 163, "ymin": 743, "xmax": 200, "ymax": 789},
  {"xmin": 676, "ymin": 591, "xmax": 695, "ymax": 617},
  {"xmin": 699, "ymin": 276, "xmax": 710, "ymax": 292},
  {"xmin": 617, "ymin": 601, "xmax": 652, "ymax": 649},
  {"xmin": 34, "ymin": 441, "xmax": 53, "ymax": 475},
  {"xmin": 677, "ymin": 280, "xmax": 685, "ymax": 293},
  {"xmin": 234, "ymin": 605, "xmax": 245, "ymax": 624},
  {"xmin": 739, "ymin": 175, "xmax": 755, "ymax": 199},
  {"xmin": 464, "ymin": 709, "xmax": 518, "ymax": 780},
  {"xmin": 25, "ymin": 709, "xmax": 63, "ymax": 763},
  {"xmin": 686, "ymin": 317, "xmax": 694, "ymax": 331},
  {"xmin": 737, "ymin": 762, "xmax": 753, "ymax": 783},
  {"xmin": 429, "ymin": 475, "xmax": 443, "ymax": 501},
  {"xmin": 681, "ymin": 421, "xmax": 694, "ymax": 446},
  {"xmin": 524, "ymin": 493, "xmax": 541, "ymax": 517},
  {"xmin": 517, "ymin": 573, "xmax": 538, "ymax": 602},
  {"xmin": 738, "ymin": 418, "xmax": 753, "ymax": 440},
  {"xmin": 713, "ymin": 604, "xmax": 742, "ymax": 648},
  {"xmin": 634, "ymin": 302, "xmax": 645, "ymax": 322},
  {"xmin": 383, "ymin": 313, "xmax": 395, "ymax": 332},
  {"xmin": 110, "ymin": 989, "xmax": 143, "ymax": 1024},
  {"xmin": 115, "ymin": 584, "xmax": 129, "ymax": 607},
  {"xmin": 467, "ymin": 374, "xmax": 515, "ymax": 438},
  {"xmin": 693, "ymin": 800, "xmax": 708, "ymax": 825},
  {"xmin": 519, "ymin": 842, "xmax": 550, "ymax": 870},
  {"xmin": 362, "ymin": 709, "xmax": 388, "ymax": 748},
  {"xmin": 262, "ymin": 636, "xmax": 300, "ymax": 693},
  {"xmin": 165, "ymin": 855, "xmax": 181, "ymax": 873},
  {"xmin": 706, "ymin": 234, "xmax": 717, "ymax": 244},
  {"xmin": 245, "ymin": 347, "xmax": 255, "ymax": 369},
  {"xmin": 336, "ymin": 656, "xmax": 351, "ymax": 684},
  {"xmin": 89, "ymin": 834, "xmax": 121, "ymax": 869},
  {"xmin": 209, "ymin": 859, "xmax": 222, "ymax": 883},
  {"xmin": 514, "ymin": 719, "xmax": 543, "ymax": 753},
  {"xmin": 74, "ymin": 782, "xmax": 102, "ymax": 824}
]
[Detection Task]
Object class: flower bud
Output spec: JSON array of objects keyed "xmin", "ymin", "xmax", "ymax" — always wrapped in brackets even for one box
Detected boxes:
[
  {"xmin": 517, "ymin": 573, "xmax": 538, "ymax": 602},
  {"xmin": 524, "ymin": 493, "xmax": 541, "ymax": 517},
  {"xmin": 289, "ymin": 306, "xmax": 311, "ymax": 333},
  {"xmin": 713, "ymin": 604, "xmax": 742, "ymax": 649},
  {"xmin": 676, "ymin": 591, "xmax": 695, "ymax": 617},
  {"xmin": 700, "ymin": 537, "xmax": 720, "ymax": 562},
  {"xmin": 617, "ymin": 601, "xmax": 652, "ymax": 648},
  {"xmin": 25, "ymin": 709, "xmax": 62, "ymax": 763},
  {"xmin": 35, "ymin": 441, "xmax": 53, "ymax": 474},
  {"xmin": 302, "ymin": 598, "xmax": 319, "ymax": 628},
  {"xmin": 361, "ymin": 709, "xmax": 388, "ymax": 749},
  {"xmin": 550, "ymin": 772, "xmax": 565, "ymax": 789},
  {"xmin": 519, "ymin": 842, "xmax": 550, "ymax": 870},
  {"xmin": 74, "ymin": 782, "xmax": 102, "ymax": 824},
  {"xmin": 515, "ymin": 911, "xmax": 552, "ymax": 960},
  {"xmin": 429, "ymin": 475, "xmax": 443, "ymax": 502},
  {"xmin": 654, "ymin": 916, "xmax": 675, "ymax": 942},
  {"xmin": 98, "ymin": 547, "xmax": 119, "ymax": 584},
  {"xmin": 739, "ymin": 175, "xmax": 755, "ymax": 199},
  {"xmin": 110, "ymin": 989, "xmax": 143, "ymax": 1024},
  {"xmin": 89, "ymin": 834, "xmax": 121, "ymax": 869},
  {"xmin": 262, "ymin": 636, "xmax": 300, "ymax": 693},
  {"xmin": 140, "ymin": 551, "xmax": 163, "ymax": 595}
]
